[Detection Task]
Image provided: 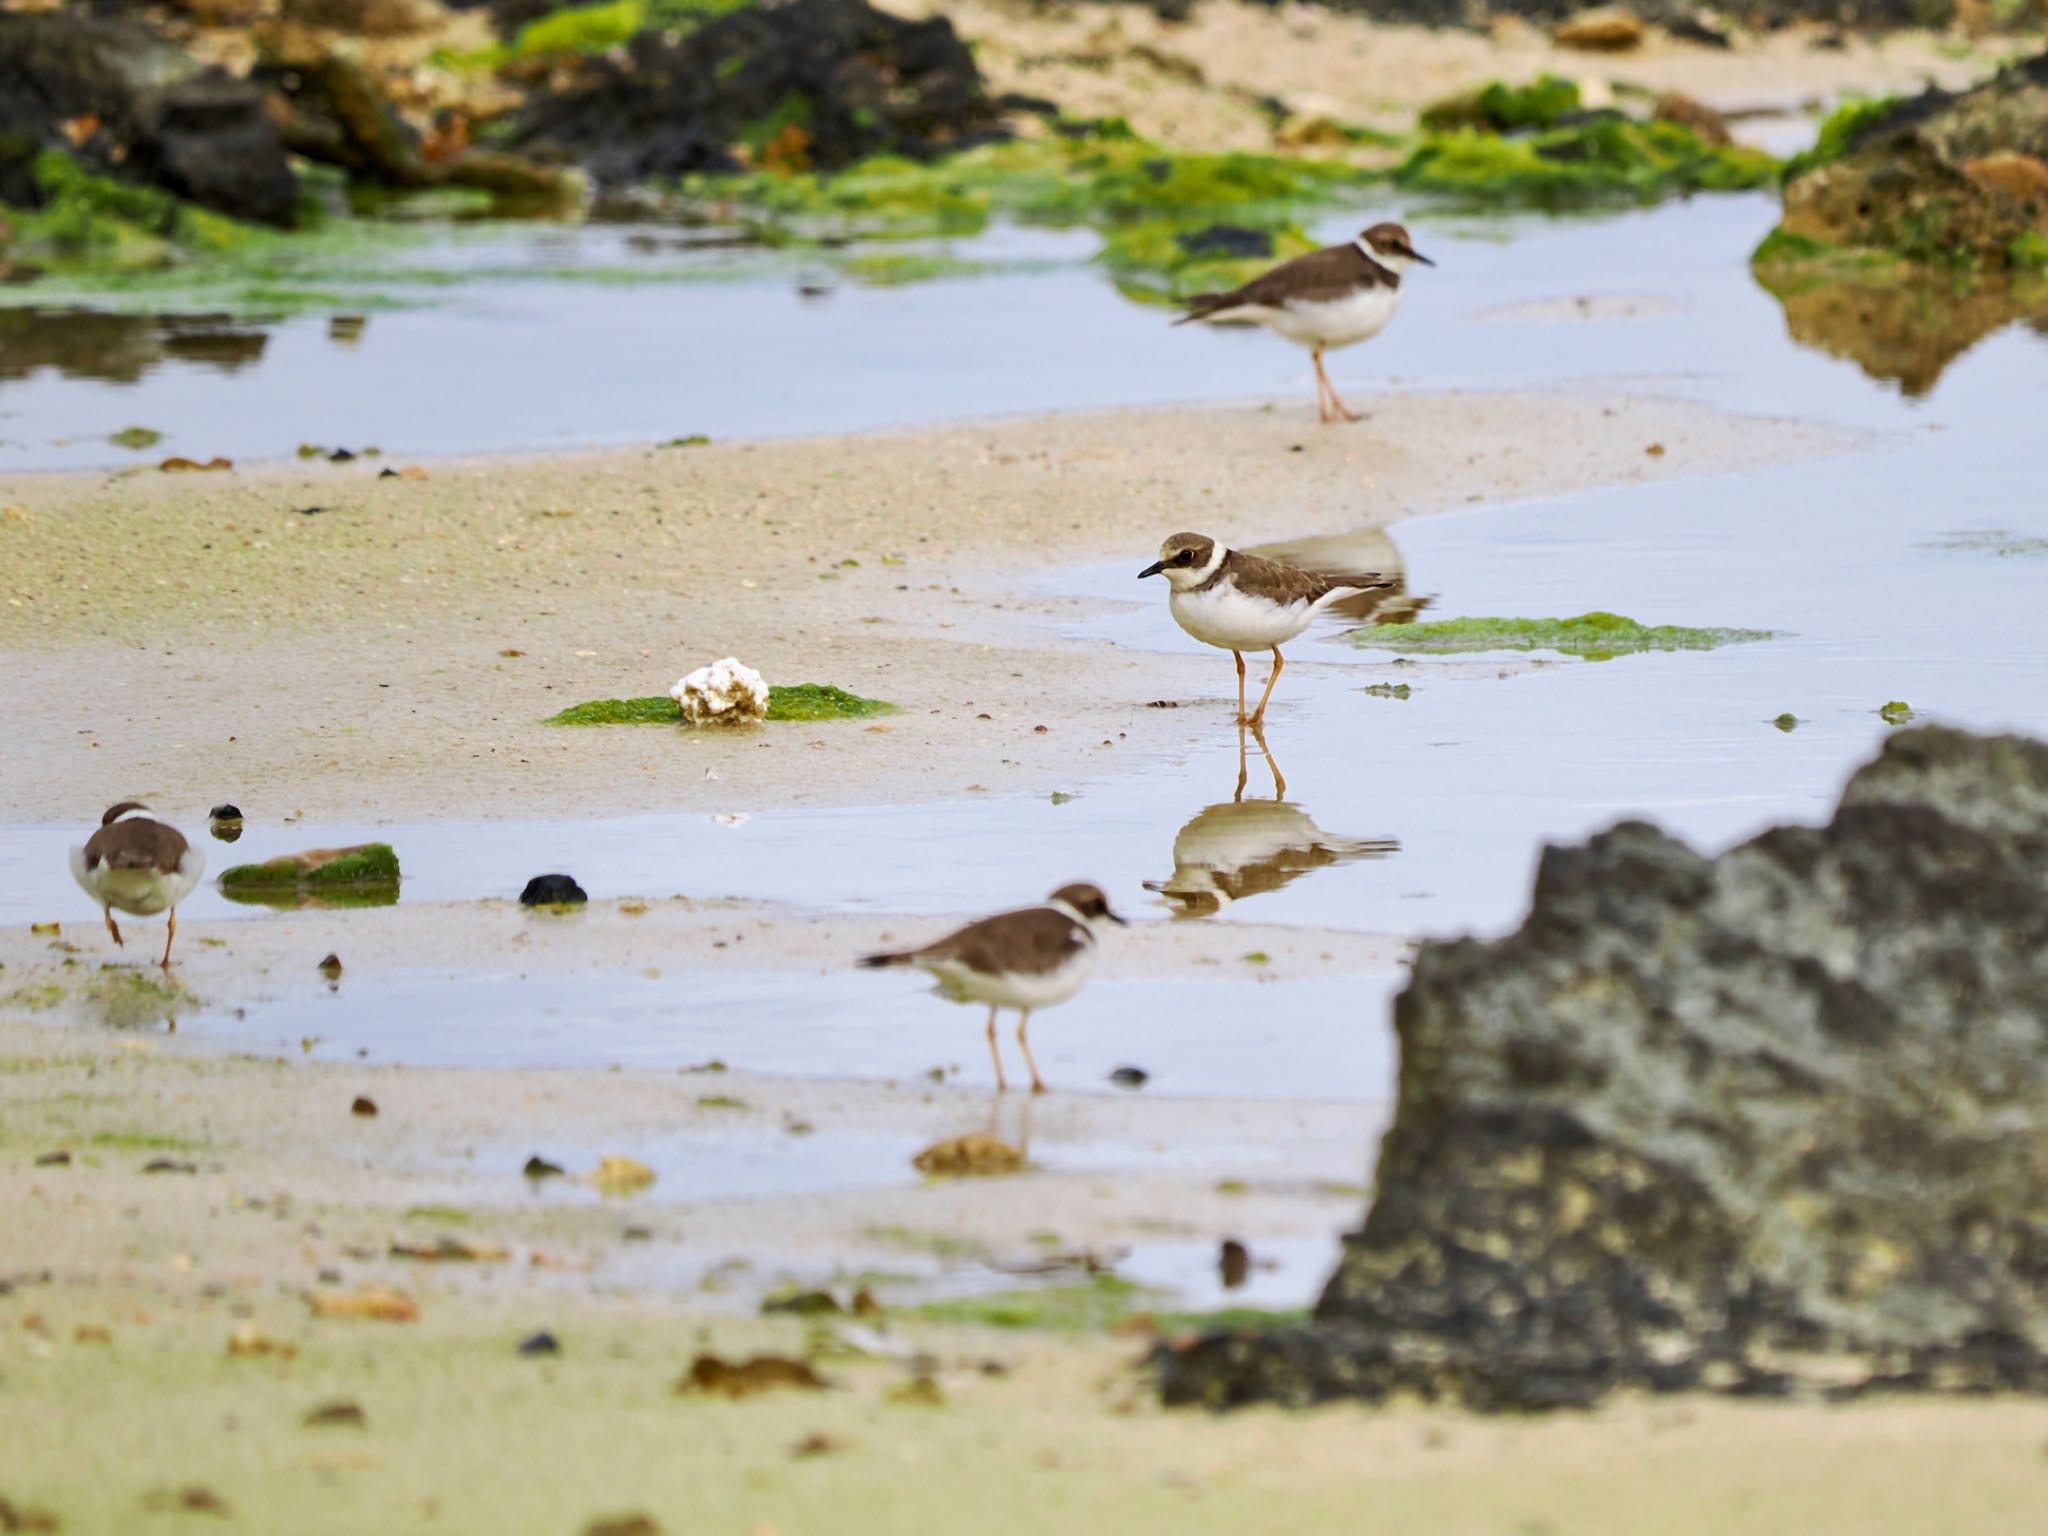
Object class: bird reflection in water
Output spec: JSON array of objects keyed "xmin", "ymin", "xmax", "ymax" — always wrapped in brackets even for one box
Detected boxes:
[{"xmin": 1148, "ymin": 719, "xmax": 1399, "ymax": 919}]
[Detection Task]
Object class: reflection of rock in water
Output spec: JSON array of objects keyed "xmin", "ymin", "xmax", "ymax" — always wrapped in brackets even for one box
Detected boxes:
[
  {"xmin": 1148, "ymin": 799, "xmax": 1399, "ymax": 918},
  {"xmin": 0, "ymin": 309, "xmax": 267, "ymax": 383},
  {"xmin": 1763, "ymin": 272, "xmax": 2048, "ymax": 396},
  {"xmin": 1249, "ymin": 528, "xmax": 1427, "ymax": 626},
  {"xmin": 1157, "ymin": 727, "xmax": 2048, "ymax": 1412}
]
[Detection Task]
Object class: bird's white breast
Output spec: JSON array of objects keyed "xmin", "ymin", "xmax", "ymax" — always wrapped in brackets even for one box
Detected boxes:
[
  {"xmin": 1169, "ymin": 580, "xmax": 1317, "ymax": 653},
  {"xmin": 1266, "ymin": 284, "xmax": 1400, "ymax": 350},
  {"xmin": 920, "ymin": 947, "xmax": 1095, "ymax": 1012}
]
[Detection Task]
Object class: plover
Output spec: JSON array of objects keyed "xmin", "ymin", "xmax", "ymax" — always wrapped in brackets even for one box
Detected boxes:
[
  {"xmin": 68, "ymin": 802, "xmax": 207, "ymax": 968},
  {"xmin": 1175, "ymin": 221, "xmax": 1433, "ymax": 422},
  {"xmin": 1139, "ymin": 533, "xmax": 1392, "ymax": 725},
  {"xmin": 859, "ymin": 882, "xmax": 1125, "ymax": 1094}
]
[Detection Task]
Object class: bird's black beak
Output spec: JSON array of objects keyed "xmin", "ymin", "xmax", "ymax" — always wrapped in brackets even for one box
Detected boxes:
[
  {"xmin": 1411, "ymin": 249, "xmax": 1436, "ymax": 268},
  {"xmin": 1137, "ymin": 561, "xmax": 1164, "ymax": 579},
  {"xmin": 1105, "ymin": 906, "xmax": 1128, "ymax": 926}
]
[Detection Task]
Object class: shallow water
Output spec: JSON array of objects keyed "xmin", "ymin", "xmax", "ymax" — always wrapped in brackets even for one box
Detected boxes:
[
  {"xmin": 7, "ymin": 194, "xmax": 2043, "ymax": 469},
  {"xmin": 7, "ymin": 194, "xmax": 2048, "ymax": 1309}
]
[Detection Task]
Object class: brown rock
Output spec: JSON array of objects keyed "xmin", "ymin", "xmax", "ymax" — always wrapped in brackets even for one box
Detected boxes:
[
  {"xmin": 1653, "ymin": 91, "xmax": 1731, "ymax": 146},
  {"xmin": 279, "ymin": 0, "xmax": 445, "ymax": 38},
  {"xmin": 912, "ymin": 1132, "xmax": 1024, "ymax": 1177},
  {"xmin": 1554, "ymin": 10, "xmax": 1646, "ymax": 52},
  {"xmin": 677, "ymin": 1353, "xmax": 829, "ymax": 1399},
  {"xmin": 1962, "ymin": 151, "xmax": 2048, "ymax": 202}
]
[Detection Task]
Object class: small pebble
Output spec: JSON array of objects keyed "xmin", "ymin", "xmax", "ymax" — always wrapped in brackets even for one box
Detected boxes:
[
  {"xmin": 349, "ymin": 1096, "xmax": 378, "ymax": 1118},
  {"xmin": 518, "ymin": 1331, "xmax": 562, "ymax": 1357},
  {"xmin": 520, "ymin": 874, "xmax": 588, "ymax": 907},
  {"xmin": 1108, "ymin": 1066, "xmax": 1149, "ymax": 1090}
]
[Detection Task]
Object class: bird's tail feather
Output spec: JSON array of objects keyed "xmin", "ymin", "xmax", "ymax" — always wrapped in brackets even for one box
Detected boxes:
[{"xmin": 1172, "ymin": 292, "xmax": 1237, "ymax": 326}]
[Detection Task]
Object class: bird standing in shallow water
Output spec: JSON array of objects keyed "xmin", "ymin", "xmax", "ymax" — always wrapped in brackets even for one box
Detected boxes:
[
  {"xmin": 1140, "ymin": 532, "xmax": 1392, "ymax": 727},
  {"xmin": 69, "ymin": 802, "xmax": 207, "ymax": 968},
  {"xmin": 859, "ymin": 882, "xmax": 1125, "ymax": 1094},
  {"xmin": 1175, "ymin": 221, "xmax": 1433, "ymax": 423}
]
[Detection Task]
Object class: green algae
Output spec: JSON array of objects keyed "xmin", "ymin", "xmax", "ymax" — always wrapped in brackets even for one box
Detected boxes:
[
  {"xmin": 544, "ymin": 685, "xmax": 894, "ymax": 726},
  {"xmin": 1774, "ymin": 713, "xmax": 1801, "ymax": 733},
  {"xmin": 1880, "ymin": 700, "xmax": 1916, "ymax": 724},
  {"xmin": 108, "ymin": 427, "xmax": 163, "ymax": 451},
  {"xmin": 0, "ymin": 151, "xmax": 269, "ymax": 278},
  {"xmin": 1781, "ymin": 95, "xmax": 1901, "ymax": 183},
  {"xmin": 1419, "ymin": 75, "xmax": 1583, "ymax": 135},
  {"xmin": 912, "ymin": 1273, "xmax": 1161, "ymax": 1332},
  {"xmin": 1395, "ymin": 119, "xmax": 1776, "ymax": 210},
  {"xmin": 1344, "ymin": 611, "xmax": 1774, "ymax": 661},
  {"xmin": 219, "ymin": 845, "xmax": 401, "ymax": 910}
]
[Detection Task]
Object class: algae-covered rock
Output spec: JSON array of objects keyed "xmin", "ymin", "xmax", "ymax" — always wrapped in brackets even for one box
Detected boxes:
[
  {"xmin": 1156, "ymin": 727, "xmax": 2048, "ymax": 1411},
  {"xmin": 1344, "ymin": 611, "xmax": 1772, "ymax": 660},
  {"xmin": 1397, "ymin": 77, "xmax": 1774, "ymax": 209},
  {"xmin": 219, "ymin": 843, "xmax": 401, "ymax": 908},
  {"xmin": 1772, "ymin": 54, "xmax": 2048, "ymax": 269},
  {"xmin": 0, "ymin": 13, "xmax": 298, "ymax": 227},
  {"xmin": 514, "ymin": 0, "xmax": 997, "ymax": 182}
]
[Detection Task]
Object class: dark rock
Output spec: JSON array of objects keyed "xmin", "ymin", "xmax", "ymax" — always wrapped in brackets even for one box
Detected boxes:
[
  {"xmin": 142, "ymin": 1159, "xmax": 197, "ymax": 1175},
  {"xmin": 1108, "ymin": 1066, "xmax": 1149, "ymax": 1089},
  {"xmin": 522, "ymin": 1155, "xmax": 565, "ymax": 1179},
  {"xmin": 1778, "ymin": 51, "xmax": 2048, "ymax": 265},
  {"xmin": 517, "ymin": 1329, "xmax": 561, "ymax": 1356},
  {"xmin": 1219, "ymin": 1238, "xmax": 1250, "ymax": 1290},
  {"xmin": 514, "ymin": 0, "xmax": 1000, "ymax": 184},
  {"xmin": 33, "ymin": 1150, "xmax": 71, "ymax": 1167},
  {"xmin": 262, "ymin": 51, "xmax": 578, "ymax": 207},
  {"xmin": 1157, "ymin": 727, "xmax": 2048, "ymax": 1411},
  {"xmin": 349, "ymin": 1094, "xmax": 376, "ymax": 1117},
  {"xmin": 0, "ymin": 14, "xmax": 299, "ymax": 226},
  {"xmin": 520, "ymin": 873, "xmax": 587, "ymax": 907},
  {"xmin": 1174, "ymin": 224, "xmax": 1274, "ymax": 261}
]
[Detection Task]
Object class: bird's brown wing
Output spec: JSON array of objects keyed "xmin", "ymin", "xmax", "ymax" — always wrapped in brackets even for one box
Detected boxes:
[
  {"xmin": 1213, "ymin": 549, "xmax": 1392, "ymax": 605},
  {"xmin": 1175, "ymin": 243, "xmax": 1383, "ymax": 323},
  {"xmin": 915, "ymin": 906, "xmax": 1087, "ymax": 978},
  {"xmin": 83, "ymin": 818, "xmax": 189, "ymax": 873}
]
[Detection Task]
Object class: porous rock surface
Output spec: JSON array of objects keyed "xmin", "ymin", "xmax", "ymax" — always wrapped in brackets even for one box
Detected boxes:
[{"xmin": 1158, "ymin": 727, "xmax": 2048, "ymax": 1411}]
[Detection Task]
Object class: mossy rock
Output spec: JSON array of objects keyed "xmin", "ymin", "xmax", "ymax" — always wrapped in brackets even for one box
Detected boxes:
[
  {"xmin": 1395, "ymin": 118, "xmax": 1776, "ymax": 209},
  {"xmin": 1344, "ymin": 611, "xmax": 1773, "ymax": 661},
  {"xmin": 219, "ymin": 843, "xmax": 401, "ymax": 909},
  {"xmin": 544, "ymin": 684, "xmax": 893, "ymax": 726}
]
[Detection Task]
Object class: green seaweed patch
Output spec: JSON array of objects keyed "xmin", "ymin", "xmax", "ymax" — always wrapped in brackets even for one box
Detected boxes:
[
  {"xmin": 1781, "ymin": 95, "xmax": 1901, "ymax": 183},
  {"xmin": 911, "ymin": 1273, "xmax": 1162, "ymax": 1332},
  {"xmin": 1750, "ymin": 227, "xmax": 1914, "ymax": 288},
  {"xmin": 1879, "ymin": 700, "xmax": 1915, "ymax": 724},
  {"xmin": 109, "ymin": 426, "xmax": 163, "ymax": 451},
  {"xmin": 220, "ymin": 844, "xmax": 401, "ymax": 910},
  {"xmin": 1345, "ymin": 611, "xmax": 1773, "ymax": 661},
  {"xmin": 89, "ymin": 1130, "xmax": 205, "ymax": 1152},
  {"xmin": 1395, "ymin": 118, "xmax": 1776, "ymax": 210},
  {"xmin": 1419, "ymin": 74, "xmax": 1582, "ymax": 135},
  {"xmin": 544, "ymin": 685, "xmax": 893, "ymax": 726},
  {"xmin": 1, "ymin": 150, "xmax": 270, "ymax": 278},
  {"xmin": 1773, "ymin": 713, "xmax": 1801, "ymax": 733}
]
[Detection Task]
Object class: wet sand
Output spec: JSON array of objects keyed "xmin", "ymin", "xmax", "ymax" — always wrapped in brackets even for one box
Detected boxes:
[
  {"xmin": 0, "ymin": 392, "xmax": 1842, "ymax": 822},
  {"xmin": 13, "ymin": 384, "xmax": 2030, "ymax": 1531}
]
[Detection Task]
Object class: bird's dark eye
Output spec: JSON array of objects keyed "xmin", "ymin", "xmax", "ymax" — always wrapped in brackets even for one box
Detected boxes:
[{"xmin": 1177, "ymin": 551, "xmax": 1195, "ymax": 565}]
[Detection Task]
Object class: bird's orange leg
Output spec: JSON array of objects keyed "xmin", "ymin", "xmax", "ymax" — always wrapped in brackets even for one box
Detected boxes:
[
  {"xmin": 1016, "ymin": 1012, "xmax": 1046, "ymax": 1096},
  {"xmin": 985, "ymin": 1006, "xmax": 1007, "ymax": 1094},
  {"xmin": 103, "ymin": 907, "xmax": 124, "ymax": 948},
  {"xmin": 159, "ymin": 908, "xmax": 177, "ymax": 969},
  {"xmin": 1251, "ymin": 647, "xmax": 1286, "ymax": 726},
  {"xmin": 1234, "ymin": 649, "xmax": 1248, "ymax": 725},
  {"xmin": 1311, "ymin": 349, "xmax": 1333, "ymax": 422},
  {"xmin": 1319, "ymin": 358, "xmax": 1362, "ymax": 423}
]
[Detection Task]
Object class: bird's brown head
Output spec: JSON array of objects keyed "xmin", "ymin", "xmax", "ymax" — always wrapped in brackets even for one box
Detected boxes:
[
  {"xmin": 1361, "ymin": 221, "xmax": 1433, "ymax": 270},
  {"xmin": 100, "ymin": 801, "xmax": 152, "ymax": 826},
  {"xmin": 1138, "ymin": 532, "xmax": 1219, "ymax": 588},
  {"xmin": 1051, "ymin": 882, "xmax": 1127, "ymax": 927}
]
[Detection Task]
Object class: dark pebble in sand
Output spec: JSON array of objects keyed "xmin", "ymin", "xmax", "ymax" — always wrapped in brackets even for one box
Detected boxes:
[
  {"xmin": 1109, "ymin": 1066, "xmax": 1149, "ymax": 1089},
  {"xmin": 518, "ymin": 1331, "xmax": 562, "ymax": 1356},
  {"xmin": 143, "ymin": 1159, "xmax": 196, "ymax": 1175},
  {"xmin": 35, "ymin": 1150, "xmax": 71, "ymax": 1167},
  {"xmin": 519, "ymin": 874, "xmax": 588, "ymax": 907},
  {"xmin": 523, "ymin": 1155, "xmax": 565, "ymax": 1180},
  {"xmin": 209, "ymin": 804, "xmax": 243, "ymax": 821},
  {"xmin": 321, "ymin": 954, "xmax": 345, "ymax": 982},
  {"xmin": 349, "ymin": 1095, "xmax": 377, "ymax": 1117}
]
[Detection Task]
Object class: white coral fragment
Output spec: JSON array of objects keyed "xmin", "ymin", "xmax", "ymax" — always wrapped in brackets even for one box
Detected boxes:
[{"xmin": 671, "ymin": 657, "xmax": 771, "ymax": 726}]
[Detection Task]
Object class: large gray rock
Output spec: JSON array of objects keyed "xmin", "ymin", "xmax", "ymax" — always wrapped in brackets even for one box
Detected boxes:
[{"xmin": 1158, "ymin": 727, "xmax": 2048, "ymax": 1411}]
